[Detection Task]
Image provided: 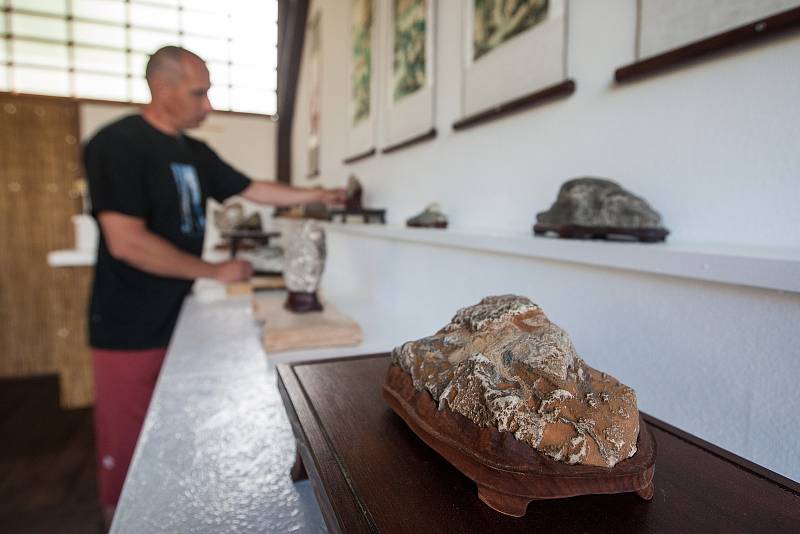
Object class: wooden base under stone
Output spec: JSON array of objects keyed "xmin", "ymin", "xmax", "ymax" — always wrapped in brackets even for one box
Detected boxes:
[
  {"xmin": 383, "ymin": 364, "xmax": 656, "ymax": 517},
  {"xmin": 328, "ymin": 208, "xmax": 386, "ymax": 224},
  {"xmin": 285, "ymin": 291, "xmax": 323, "ymax": 313},
  {"xmin": 533, "ymin": 223, "xmax": 668, "ymax": 242},
  {"xmin": 407, "ymin": 220, "xmax": 448, "ymax": 229}
]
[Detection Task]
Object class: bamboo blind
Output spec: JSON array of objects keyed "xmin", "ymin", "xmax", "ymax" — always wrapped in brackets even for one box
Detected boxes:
[{"xmin": 0, "ymin": 93, "xmax": 94, "ymax": 408}]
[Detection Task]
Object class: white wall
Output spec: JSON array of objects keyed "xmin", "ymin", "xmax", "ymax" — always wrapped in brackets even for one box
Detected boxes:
[
  {"xmin": 293, "ymin": 0, "xmax": 800, "ymax": 248},
  {"xmin": 80, "ymin": 102, "xmax": 277, "ymax": 180},
  {"xmin": 295, "ymin": 0, "xmax": 800, "ymax": 481}
]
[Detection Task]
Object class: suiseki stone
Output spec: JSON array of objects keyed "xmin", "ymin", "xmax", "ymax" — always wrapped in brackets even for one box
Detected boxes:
[
  {"xmin": 282, "ymin": 220, "xmax": 326, "ymax": 312},
  {"xmin": 392, "ymin": 295, "xmax": 640, "ymax": 468},
  {"xmin": 534, "ymin": 177, "xmax": 669, "ymax": 242}
]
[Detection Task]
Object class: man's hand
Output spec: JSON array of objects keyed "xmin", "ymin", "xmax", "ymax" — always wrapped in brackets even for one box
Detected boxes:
[
  {"xmin": 213, "ymin": 259, "xmax": 253, "ymax": 283},
  {"xmin": 319, "ymin": 187, "xmax": 347, "ymax": 206}
]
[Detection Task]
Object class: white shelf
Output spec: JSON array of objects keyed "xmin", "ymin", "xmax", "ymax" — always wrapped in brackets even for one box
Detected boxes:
[
  {"xmin": 47, "ymin": 249, "xmax": 96, "ymax": 267},
  {"xmin": 326, "ymin": 224, "xmax": 800, "ymax": 294}
]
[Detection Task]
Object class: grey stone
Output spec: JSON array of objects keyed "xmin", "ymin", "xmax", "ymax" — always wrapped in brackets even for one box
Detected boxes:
[
  {"xmin": 535, "ymin": 177, "xmax": 668, "ymax": 241},
  {"xmin": 281, "ymin": 220, "xmax": 326, "ymax": 294}
]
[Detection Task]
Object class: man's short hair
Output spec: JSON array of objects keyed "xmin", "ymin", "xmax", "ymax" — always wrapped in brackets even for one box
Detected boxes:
[{"xmin": 145, "ymin": 46, "xmax": 205, "ymax": 85}]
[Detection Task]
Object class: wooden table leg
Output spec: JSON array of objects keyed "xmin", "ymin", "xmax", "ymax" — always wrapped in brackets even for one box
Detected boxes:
[
  {"xmin": 290, "ymin": 447, "xmax": 308, "ymax": 482},
  {"xmin": 636, "ymin": 480, "xmax": 654, "ymax": 500},
  {"xmin": 477, "ymin": 484, "xmax": 531, "ymax": 517}
]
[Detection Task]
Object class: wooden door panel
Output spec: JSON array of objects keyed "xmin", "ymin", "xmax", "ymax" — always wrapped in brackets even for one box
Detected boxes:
[{"xmin": 0, "ymin": 94, "xmax": 93, "ymax": 407}]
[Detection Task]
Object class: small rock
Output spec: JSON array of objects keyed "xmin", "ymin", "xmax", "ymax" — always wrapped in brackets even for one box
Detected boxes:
[{"xmin": 406, "ymin": 203, "xmax": 448, "ymax": 229}]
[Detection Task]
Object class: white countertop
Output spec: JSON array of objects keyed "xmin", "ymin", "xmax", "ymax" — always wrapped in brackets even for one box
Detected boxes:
[{"xmin": 111, "ymin": 292, "xmax": 337, "ymax": 533}]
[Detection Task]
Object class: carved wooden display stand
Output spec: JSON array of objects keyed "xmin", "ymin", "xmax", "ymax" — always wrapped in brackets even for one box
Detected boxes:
[
  {"xmin": 221, "ymin": 230, "xmax": 281, "ymax": 257},
  {"xmin": 383, "ymin": 364, "xmax": 656, "ymax": 516},
  {"xmin": 328, "ymin": 208, "xmax": 386, "ymax": 224},
  {"xmin": 285, "ymin": 291, "xmax": 323, "ymax": 312},
  {"xmin": 533, "ymin": 223, "xmax": 669, "ymax": 243},
  {"xmin": 407, "ymin": 220, "xmax": 447, "ymax": 229}
]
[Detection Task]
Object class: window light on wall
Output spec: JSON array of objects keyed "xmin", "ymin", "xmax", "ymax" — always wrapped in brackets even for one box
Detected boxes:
[{"xmin": 0, "ymin": 0, "xmax": 278, "ymax": 115}]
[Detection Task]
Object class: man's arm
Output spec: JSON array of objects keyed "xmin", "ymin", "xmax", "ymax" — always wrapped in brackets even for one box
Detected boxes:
[
  {"xmin": 239, "ymin": 181, "xmax": 346, "ymax": 206},
  {"xmin": 98, "ymin": 212, "xmax": 252, "ymax": 282}
]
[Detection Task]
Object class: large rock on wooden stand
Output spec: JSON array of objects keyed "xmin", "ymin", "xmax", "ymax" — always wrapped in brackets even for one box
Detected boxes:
[
  {"xmin": 391, "ymin": 295, "xmax": 639, "ymax": 468},
  {"xmin": 534, "ymin": 177, "xmax": 669, "ymax": 241}
]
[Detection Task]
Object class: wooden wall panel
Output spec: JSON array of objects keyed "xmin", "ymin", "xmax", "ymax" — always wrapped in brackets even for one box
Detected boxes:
[
  {"xmin": 52, "ymin": 265, "xmax": 94, "ymax": 408},
  {"xmin": 0, "ymin": 94, "xmax": 93, "ymax": 408}
]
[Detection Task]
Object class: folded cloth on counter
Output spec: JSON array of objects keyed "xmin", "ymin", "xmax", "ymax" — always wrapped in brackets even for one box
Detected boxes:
[{"xmin": 253, "ymin": 294, "xmax": 363, "ymax": 353}]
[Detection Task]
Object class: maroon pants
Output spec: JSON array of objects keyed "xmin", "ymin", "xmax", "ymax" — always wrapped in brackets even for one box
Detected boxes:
[{"xmin": 92, "ymin": 347, "xmax": 167, "ymax": 506}]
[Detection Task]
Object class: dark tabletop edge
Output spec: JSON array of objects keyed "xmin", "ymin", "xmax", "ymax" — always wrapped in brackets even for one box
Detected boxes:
[
  {"xmin": 286, "ymin": 352, "xmax": 391, "ymax": 369},
  {"xmin": 284, "ymin": 363, "xmax": 381, "ymax": 532},
  {"xmin": 276, "ymin": 368, "xmax": 347, "ymax": 533},
  {"xmin": 643, "ymin": 413, "xmax": 800, "ymax": 494}
]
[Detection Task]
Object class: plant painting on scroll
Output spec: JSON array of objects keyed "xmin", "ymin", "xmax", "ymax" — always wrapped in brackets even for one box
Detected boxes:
[
  {"xmin": 308, "ymin": 13, "xmax": 322, "ymax": 177},
  {"xmin": 393, "ymin": 0, "xmax": 427, "ymax": 102},
  {"xmin": 473, "ymin": 0, "xmax": 549, "ymax": 60},
  {"xmin": 351, "ymin": 0, "xmax": 373, "ymax": 125}
]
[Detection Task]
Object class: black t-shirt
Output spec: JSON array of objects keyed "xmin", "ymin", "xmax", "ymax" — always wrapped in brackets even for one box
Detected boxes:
[{"xmin": 84, "ymin": 114, "xmax": 251, "ymax": 349}]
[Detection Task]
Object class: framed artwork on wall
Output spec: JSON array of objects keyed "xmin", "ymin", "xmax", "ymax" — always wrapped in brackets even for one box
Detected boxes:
[
  {"xmin": 380, "ymin": 0, "xmax": 437, "ymax": 154},
  {"xmin": 345, "ymin": 0, "xmax": 378, "ymax": 163},
  {"xmin": 454, "ymin": 0, "xmax": 575, "ymax": 131},
  {"xmin": 307, "ymin": 12, "xmax": 322, "ymax": 178},
  {"xmin": 616, "ymin": 0, "xmax": 800, "ymax": 82}
]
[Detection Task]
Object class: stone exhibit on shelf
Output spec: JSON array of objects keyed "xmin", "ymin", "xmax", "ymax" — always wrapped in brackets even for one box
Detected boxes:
[
  {"xmin": 213, "ymin": 201, "xmax": 246, "ymax": 233},
  {"xmin": 406, "ymin": 203, "xmax": 448, "ymax": 229},
  {"xmin": 383, "ymin": 294, "xmax": 656, "ymax": 516},
  {"xmin": 328, "ymin": 174, "xmax": 387, "ymax": 224},
  {"xmin": 212, "ymin": 202, "xmax": 283, "ymax": 278},
  {"xmin": 282, "ymin": 220, "xmax": 326, "ymax": 312},
  {"xmin": 534, "ymin": 177, "xmax": 669, "ymax": 242},
  {"xmin": 274, "ymin": 202, "xmax": 330, "ymax": 221},
  {"xmin": 345, "ymin": 174, "xmax": 363, "ymax": 210}
]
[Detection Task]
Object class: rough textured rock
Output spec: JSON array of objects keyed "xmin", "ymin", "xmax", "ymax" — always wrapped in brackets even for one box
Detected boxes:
[
  {"xmin": 391, "ymin": 295, "xmax": 639, "ymax": 468},
  {"xmin": 213, "ymin": 202, "xmax": 262, "ymax": 232},
  {"xmin": 406, "ymin": 203, "xmax": 448, "ymax": 228},
  {"xmin": 536, "ymin": 177, "xmax": 668, "ymax": 235},
  {"xmin": 281, "ymin": 220, "xmax": 325, "ymax": 312}
]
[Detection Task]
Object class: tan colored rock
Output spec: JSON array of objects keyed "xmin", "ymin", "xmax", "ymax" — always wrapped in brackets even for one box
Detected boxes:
[{"xmin": 391, "ymin": 295, "xmax": 639, "ymax": 468}]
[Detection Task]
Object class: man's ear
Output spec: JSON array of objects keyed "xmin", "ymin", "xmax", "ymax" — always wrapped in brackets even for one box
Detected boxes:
[{"xmin": 148, "ymin": 76, "xmax": 172, "ymax": 99}]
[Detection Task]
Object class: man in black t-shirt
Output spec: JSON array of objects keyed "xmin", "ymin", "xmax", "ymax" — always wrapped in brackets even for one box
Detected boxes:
[{"xmin": 84, "ymin": 46, "xmax": 344, "ymax": 521}]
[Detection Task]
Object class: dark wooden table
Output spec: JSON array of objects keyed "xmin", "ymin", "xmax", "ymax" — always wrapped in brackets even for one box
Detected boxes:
[{"xmin": 277, "ymin": 354, "xmax": 800, "ymax": 534}]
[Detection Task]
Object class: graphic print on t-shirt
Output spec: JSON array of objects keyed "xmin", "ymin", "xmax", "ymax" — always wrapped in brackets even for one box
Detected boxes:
[{"xmin": 170, "ymin": 163, "xmax": 206, "ymax": 235}]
